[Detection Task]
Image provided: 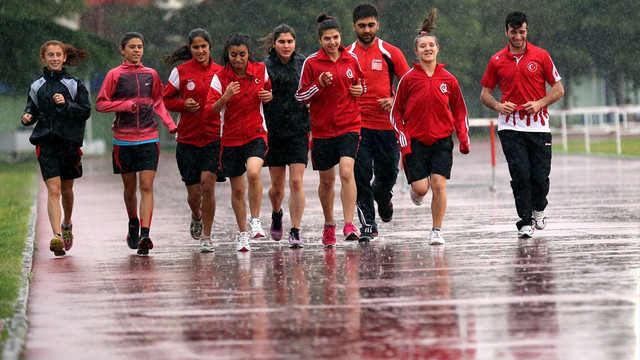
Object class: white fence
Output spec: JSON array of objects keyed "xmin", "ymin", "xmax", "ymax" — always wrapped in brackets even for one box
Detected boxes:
[
  {"xmin": 468, "ymin": 104, "xmax": 640, "ymax": 190},
  {"xmin": 548, "ymin": 105, "xmax": 640, "ymax": 154}
]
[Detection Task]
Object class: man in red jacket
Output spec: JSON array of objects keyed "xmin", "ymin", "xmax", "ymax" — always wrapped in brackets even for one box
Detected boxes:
[{"xmin": 347, "ymin": 3, "xmax": 411, "ymax": 241}]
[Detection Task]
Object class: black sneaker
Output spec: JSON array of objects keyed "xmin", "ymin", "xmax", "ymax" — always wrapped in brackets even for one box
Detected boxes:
[
  {"xmin": 137, "ymin": 235, "xmax": 153, "ymax": 256},
  {"xmin": 378, "ymin": 201, "xmax": 393, "ymax": 222},
  {"xmin": 270, "ymin": 210, "xmax": 283, "ymax": 240},
  {"xmin": 127, "ymin": 222, "xmax": 140, "ymax": 249},
  {"xmin": 359, "ymin": 225, "xmax": 378, "ymax": 242}
]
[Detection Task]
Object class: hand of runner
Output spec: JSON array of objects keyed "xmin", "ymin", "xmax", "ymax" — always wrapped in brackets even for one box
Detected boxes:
[
  {"xmin": 378, "ymin": 97, "xmax": 393, "ymax": 112},
  {"xmin": 184, "ymin": 98, "xmax": 200, "ymax": 113},
  {"xmin": 21, "ymin": 113, "xmax": 33, "ymax": 125},
  {"xmin": 258, "ymin": 88, "xmax": 272, "ymax": 103},
  {"xmin": 349, "ymin": 79, "xmax": 363, "ymax": 97}
]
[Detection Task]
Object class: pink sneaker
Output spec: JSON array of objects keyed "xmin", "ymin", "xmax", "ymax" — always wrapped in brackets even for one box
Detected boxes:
[
  {"xmin": 322, "ymin": 223, "xmax": 336, "ymax": 247},
  {"xmin": 343, "ymin": 222, "xmax": 360, "ymax": 241}
]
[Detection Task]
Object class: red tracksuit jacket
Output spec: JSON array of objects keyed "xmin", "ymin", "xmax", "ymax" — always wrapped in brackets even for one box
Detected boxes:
[
  {"xmin": 390, "ymin": 63, "xmax": 469, "ymax": 156},
  {"xmin": 163, "ymin": 57, "xmax": 223, "ymax": 147},
  {"xmin": 206, "ymin": 61, "xmax": 271, "ymax": 147},
  {"xmin": 295, "ymin": 46, "xmax": 363, "ymax": 139}
]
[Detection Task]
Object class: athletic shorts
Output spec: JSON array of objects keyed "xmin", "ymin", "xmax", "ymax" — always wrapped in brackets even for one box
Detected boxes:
[
  {"xmin": 220, "ymin": 137, "xmax": 267, "ymax": 177},
  {"xmin": 36, "ymin": 137, "xmax": 83, "ymax": 181},
  {"xmin": 311, "ymin": 132, "xmax": 360, "ymax": 171},
  {"xmin": 176, "ymin": 140, "xmax": 224, "ymax": 186},
  {"xmin": 112, "ymin": 142, "xmax": 160, "ymax": 174},
  {"xmin": 403, "ymin": 137, "xmax": 453, "ymax": 183},
  {"xmin": 265, "ymin": 134, "xmax": 309, "ymax": 167}
]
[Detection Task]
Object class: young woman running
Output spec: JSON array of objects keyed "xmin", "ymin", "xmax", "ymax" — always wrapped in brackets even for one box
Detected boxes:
[
  {"xmin": 390, "ymin": 9, "xmax": 470, "ymax": 245},
  {"xmin": 261, "ymin": 24, "xmax": 310, "ymax": 248},
  {"xmin": 295, "ymin": 12, "xmax": 364, "ymax": 246},
  {"xmin": 163, "ymin": 28, "xmax": 224, "ymax": 253},
  {"xmin": 96, "ymin": 32, "xmax": 177, "ymax": 255},
  {"xmin": 21, "ymin": 40, "xmax": 91, "ymax": 256},
  {"xmin": 206, "ymin": 33, "xmax": 272, "ymax": 252}
]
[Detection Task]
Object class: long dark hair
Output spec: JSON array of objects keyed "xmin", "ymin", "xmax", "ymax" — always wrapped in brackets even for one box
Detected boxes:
[
  {"xmin": 316, "ymin": 12, "xmax": 341, "ymax": 37},
  {"xmin": 414, "ymin": 8, "xmax": 438, "ymax": 48},
  {"xmin": 260, "ymin": 23, "xmax": 297, "ymax": 57},
  {"xmin": 221, "ymin": 33, "xmax": 253, "ymax": 66},
  {"xmin": 39, "ymin": 40, "xmax": 90, "ymax": 66},
  {"xmin": 163, "ymin": 28, "xmax": 212, "ymax": 65}
]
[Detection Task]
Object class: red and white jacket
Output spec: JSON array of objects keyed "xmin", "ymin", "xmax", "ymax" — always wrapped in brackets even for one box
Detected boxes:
[
  {"xmin": 346, "ymin": 38, "xmax": 410, "ymax": 130},
  {"xmin": 391, "ymin": 63, "xmax": 469, "ymax": 156},
  {"xmin": 295, "ymin": 46, "xmax": 363, "ymax": 139},
  {"xmin": 206, "ymin": 61, "xmax": 271, "ymax": 147},
  {"xmin": 163, "ymin": 57, "xmax": 223, "ymax": 147},
  {"xmin": 481, "ymin": 42, "xmax": 562, "ymax": 132},
  {"xmin": 96, "ymin": 61, "xmax": 176, "ymax": 143}
]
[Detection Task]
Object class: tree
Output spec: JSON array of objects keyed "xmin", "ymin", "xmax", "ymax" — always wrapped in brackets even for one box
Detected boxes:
[{"xmin": 0, "ymin": 0, "xmax": 114, "ymax": 91}]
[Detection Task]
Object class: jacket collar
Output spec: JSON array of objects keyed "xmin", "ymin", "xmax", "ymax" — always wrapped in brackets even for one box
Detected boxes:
[
  {"xmin": 317, "ymin": 45, "xmax": 348, "ymax": 62},
  {"xmin": 224, "ymin": 60, "xmax": 259, "ymax": 79},
  {"xmin": 188, "ymin": 56, "xmax": 216, "ymax": 69},
  {"xmin": 269, "ymin": 48, "xmax": 299, "ymax": 67},
  {"xmin": 42, "ymin": 67, "xmax": 68, "ymax": 80},
  {"xmin": 120, "ymin": 61, "xmax": 144, "ymax": 70},
  {"xmin": 412, "ymin": 62, "xmax": 446, "ymax": 75}
]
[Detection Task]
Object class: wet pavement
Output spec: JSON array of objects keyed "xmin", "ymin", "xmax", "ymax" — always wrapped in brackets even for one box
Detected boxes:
[{"xmin": 22, "ymin": 141, "xmax": 639, "ymax": 360}]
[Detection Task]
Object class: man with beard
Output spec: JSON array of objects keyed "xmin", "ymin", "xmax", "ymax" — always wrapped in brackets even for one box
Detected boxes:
[{"xmin": 346, "ymin": 3, "xmax": 410, "ymax": 241}]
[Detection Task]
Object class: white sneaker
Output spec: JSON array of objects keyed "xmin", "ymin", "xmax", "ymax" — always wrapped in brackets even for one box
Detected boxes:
[
  {"xmin": 410, "ymin": 188, "xmax": 424, "ymax": 206},
  {"xmin": 518, "ymin": 225, "xmax": 534, "ymax": 238},
  {"xmin": 429, "ymin": 228, "xmax": 445, "ymax": 245},
  {"xmin": 533, "ymin": 210, "xmax": 546, "ymax": 230},
  {"xmin": 236, "ymin": 231, "xmax": 251, "ymax": 251},
  {"xmin": 199, "ymin": 236, "xmax": 214, "ymax": 253},
  {"xmin": 249, "ymin": 218, "xmax": 266, "ymax": 238}
]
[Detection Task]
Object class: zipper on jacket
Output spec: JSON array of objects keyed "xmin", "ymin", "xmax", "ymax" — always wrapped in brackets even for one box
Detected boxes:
[{"xmin": 135, "ymin": 66, "xmax": 141, "ymax": 142}]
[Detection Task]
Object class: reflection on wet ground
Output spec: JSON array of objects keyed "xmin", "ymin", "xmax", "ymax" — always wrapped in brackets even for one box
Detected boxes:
[{"xmin": 24, "ymin": 143, "xmax": 639, "ymax": 359}]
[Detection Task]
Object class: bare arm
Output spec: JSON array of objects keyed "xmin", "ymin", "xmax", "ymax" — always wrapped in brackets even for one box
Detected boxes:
[
  {"xmin": 522, "ymin": 81, "xmax": 565, "ymax": 114},
  {"xmin": 480, "ymin": 86, "xmax": 517, "ymax": 116}
]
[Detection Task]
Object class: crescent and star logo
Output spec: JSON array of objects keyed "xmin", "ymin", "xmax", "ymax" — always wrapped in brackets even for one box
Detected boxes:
[
  {"xmin": 527, "ymin": 62, "xmax": 539, "ymax": 72},
  {"xmin": 440, "ymin": 83, "xmax": 448, "ymax": 94}
]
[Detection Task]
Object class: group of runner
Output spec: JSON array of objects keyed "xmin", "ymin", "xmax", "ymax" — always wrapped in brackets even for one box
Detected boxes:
[{"xmin": 21, "ymin": 4, "xmax": 563, "ymax": 256}]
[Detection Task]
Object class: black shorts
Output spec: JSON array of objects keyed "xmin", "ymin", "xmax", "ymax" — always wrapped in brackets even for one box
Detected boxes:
[
  {"xmin": 221, "ymin": 137, "xmax": 267, "ymax": 177},
  {"xmin": 112, "ymin": 142, "xmax": 160, "ymax": 174},
  {"xmin": 311, "ymin": 132, "xmax": 360, "ymax": 171},
  {"xmin": 36, "ymin": 137, "xmax": 83, "ymax": 181},
  {"xmin": 266, "ymin": 134, "xmax": 309, "ymax": 167},
  {"xmin": 176, "ymin": 140, "xmax": 224, "ymax": 186},
  {"xmin": 403, "ymin": 137, "xmax": 453, "ymax": 183}
]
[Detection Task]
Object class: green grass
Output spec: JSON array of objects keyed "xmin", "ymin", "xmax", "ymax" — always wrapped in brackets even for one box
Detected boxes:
[
  {"xmin": 553, "ymin": 137, "xmax": 640, "ymax": 156},
  {"xmin": 0, "ymin": 161, "xmax": 36, "ymax": 317}
]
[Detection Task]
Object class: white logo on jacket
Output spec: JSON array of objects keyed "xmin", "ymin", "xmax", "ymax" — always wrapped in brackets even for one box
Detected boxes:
[
  {"xmin": 440, "ymin": 82, "xmax": 448, "ymax": 94},
  {"xmin": 186, "ymin": 80, "xmax": 195, "ymax": 91},
  {"xmin": 346, "ymin": 68, "xmax": 354, "ymax": 79},
  {"xmin": 527, "ymin": 62, "xmax": 539, "ymax": 72}
]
